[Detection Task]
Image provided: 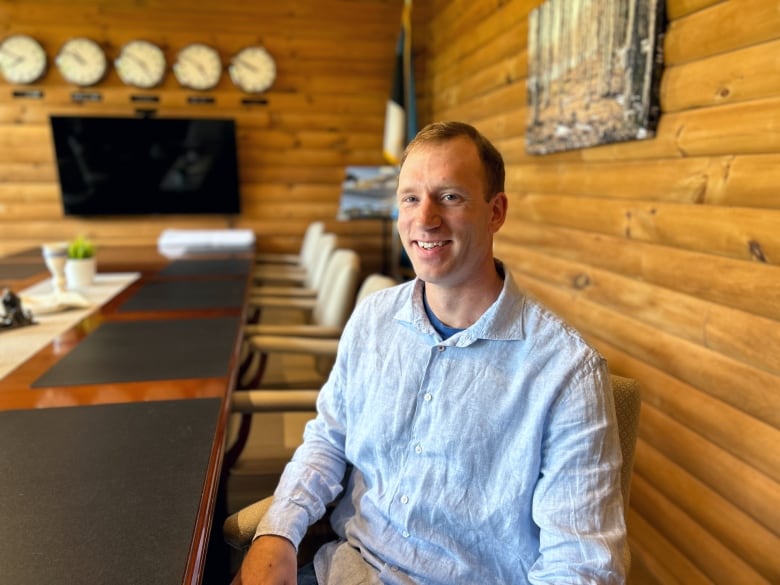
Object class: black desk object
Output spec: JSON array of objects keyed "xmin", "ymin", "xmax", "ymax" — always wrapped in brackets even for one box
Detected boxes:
[
  {"xmin": 158, "ymin": 258, "xmax": 251, "ymax": 277},
  {"xmin": 31, "ymin": 317, "xmax": 241, "ymax": 388},
  {"xmin": 0, "ymin": 398, "xmax": 221, "ymax": 585},
  {"xmin": 118, "ymin": 279, "xmax": 246, "ymax": 312}
]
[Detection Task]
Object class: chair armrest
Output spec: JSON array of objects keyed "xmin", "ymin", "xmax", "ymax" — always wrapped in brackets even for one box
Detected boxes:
[
  {"xmin": 231, "ymin": 389, "xmax": 319, "ymax": 412},
  {"xmin": 250, "ymin": 285, "xmax": 317, "ymax": 298},
  {"xmin": 248, "ymin": 335, "xmax": 339, "ymax": 356},
  {"xmin": 255, "ymin": 252, "xmax": 300, "ymax": 265},
  {"xmin": 223, "ymin": 496, "xmax": 275, "ymax": 551},
  {"xmin": 249, "ymin": 296, "xmax": 317, "ymax": 311},
  {"xmin": 243, "ymin": 324, "xmax": 343, "ymax": 338},
  {"xmin": 253, "ymin": 266, "xmax": 307, "ymax": 283}
]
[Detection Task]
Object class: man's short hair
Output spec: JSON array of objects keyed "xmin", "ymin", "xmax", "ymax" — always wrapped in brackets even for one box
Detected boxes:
[{"xmin": 400, "ymin": 121, "xmax": 505, "ymax": 200}]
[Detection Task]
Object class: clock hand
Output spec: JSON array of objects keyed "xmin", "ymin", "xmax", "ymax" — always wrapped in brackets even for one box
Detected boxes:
[
  {"xmin": 235, "ymin": 58, "xmax": 257, "ymax": 73},
  {"xmin": 0, "ymin": 47, "xmax": 24, "ymax": 66},
  {"xmin": 184, "ymin": 56, "xmax": 208, "ymax": 79},
  {"xmin": 65, "ymin": 50, "xmax": 86, "ymax": 65},
  {"xmin": 126, "ymin": 52, "xmax": 150, "ymax": 73}
]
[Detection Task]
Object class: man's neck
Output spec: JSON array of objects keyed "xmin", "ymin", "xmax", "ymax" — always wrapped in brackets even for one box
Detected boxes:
[{"xmin": 423, "ymin": 263, "xmax": 504, "ymax": 329}]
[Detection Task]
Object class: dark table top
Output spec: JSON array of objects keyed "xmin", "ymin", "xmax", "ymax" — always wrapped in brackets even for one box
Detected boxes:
[{"xmin": 0, "ymin": 247, "xmax": 253, "ymax": 585}]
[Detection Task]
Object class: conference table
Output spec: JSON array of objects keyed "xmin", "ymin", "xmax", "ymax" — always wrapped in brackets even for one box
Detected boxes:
[{"xmin": 0, "ymin": 246, "xmax": 253, "ymax": 585}]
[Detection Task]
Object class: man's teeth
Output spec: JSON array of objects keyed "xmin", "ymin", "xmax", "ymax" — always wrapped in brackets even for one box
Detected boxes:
[{"xmin": 418, "ymin": 241, "xmax": 444, "ymax": 249}]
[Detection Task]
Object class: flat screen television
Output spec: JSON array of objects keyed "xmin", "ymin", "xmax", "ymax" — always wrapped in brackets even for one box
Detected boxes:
[{"xmin": 50, "ymin": 115, "xmax": 241, "ymax": 216}]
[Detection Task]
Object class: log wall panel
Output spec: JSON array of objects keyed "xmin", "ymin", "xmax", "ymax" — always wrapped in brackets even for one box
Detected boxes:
[
  {"xmin": 627, "ymin": 509, "xmax": 711, "ymax": 585},
  {"xmin": 635, "ymin": 439, "xmax": 779, "ymax": 582},
  {"xmin": 631, "ymin": 476, "xmax": 769, "ymax": 584},
  {"xmin": 422, "ymin": 4, "xmax": 780, "ymax": 580},
  {"xmin": 507, "ymin": 269, "xmax": 780, "ymax": 429},
  {"xmin": 0, "ymin": 0, "xmax": 433, "ymax": 262}
]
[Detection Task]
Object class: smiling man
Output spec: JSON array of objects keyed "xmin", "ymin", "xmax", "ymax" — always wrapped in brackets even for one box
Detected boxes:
[{"xmin": 233, "ymin": 122, "xmax": 626, "ymax": 585}]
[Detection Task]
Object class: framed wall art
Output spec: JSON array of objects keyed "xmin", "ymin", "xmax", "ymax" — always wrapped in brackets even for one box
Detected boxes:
[{"xmin": 526, "ymin": 0, "xmax": 665, "ymax": 155}]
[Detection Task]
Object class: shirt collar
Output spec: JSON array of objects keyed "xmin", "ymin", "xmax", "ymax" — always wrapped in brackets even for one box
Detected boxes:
[{"xmin": 394, "ymin": 259, "xmax": 527, "ymax": 346}]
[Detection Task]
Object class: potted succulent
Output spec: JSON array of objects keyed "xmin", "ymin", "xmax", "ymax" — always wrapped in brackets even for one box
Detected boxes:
[{"xmin": 64, "ymin": 235, "xmax": 97, "ymax": 289}]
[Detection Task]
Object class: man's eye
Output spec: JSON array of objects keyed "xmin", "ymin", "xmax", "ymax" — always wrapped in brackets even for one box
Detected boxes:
[{"xmin": 442, "ymin": 193, "xmax": 459, "ymax": 201}]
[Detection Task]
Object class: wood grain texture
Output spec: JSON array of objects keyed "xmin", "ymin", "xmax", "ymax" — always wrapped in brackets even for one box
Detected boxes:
[
  {"xmin": 0, "ymin": 0, "xmax": 431, "ymax": 264},
  {"xmin": 424, "ymin": 2, "xmax": 780, "ymax": 580}
]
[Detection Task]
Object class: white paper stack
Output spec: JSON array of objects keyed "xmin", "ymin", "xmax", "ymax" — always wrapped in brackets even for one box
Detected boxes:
[{"xmin": 157, "ymin": 229, "xmax": 256, "ymax": 258}]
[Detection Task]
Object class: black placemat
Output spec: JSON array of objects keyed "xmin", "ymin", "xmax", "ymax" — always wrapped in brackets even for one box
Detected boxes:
[
  {"xmin": 0, "ymin": 262, "xmax": 46, "ymax": 280},
  {"xmin": 31, "ymin": 316, "xmax": 240, "ymax": 387},
  {"xmin": 0, "ymin": 398, "xmax": 220, "ymax": 585},
  {"xmin": 3, "ymin": 247, "xmax": 42, "ymax": 259},
  {"xmin": 158, "ymin": 258, "xmax": 252, "ymax": 277},
  {"xmin": 118, "ymin": 279, "xmax": 246, "ymax": 312}
]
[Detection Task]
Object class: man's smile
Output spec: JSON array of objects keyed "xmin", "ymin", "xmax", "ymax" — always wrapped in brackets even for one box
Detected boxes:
[{"xmin": 416, "ymin": 240, "xmax": 448, "ymax": 250}]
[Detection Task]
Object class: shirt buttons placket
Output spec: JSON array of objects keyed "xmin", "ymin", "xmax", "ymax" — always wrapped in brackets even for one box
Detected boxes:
[{"xmin": 399, "ymin": 493, "xmax": 411, "ymax": 538}]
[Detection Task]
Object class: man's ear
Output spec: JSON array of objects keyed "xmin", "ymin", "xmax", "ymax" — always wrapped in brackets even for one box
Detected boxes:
[{"xmin": 489, "ymin": 192, "xmax": 508, "ymax": 233}]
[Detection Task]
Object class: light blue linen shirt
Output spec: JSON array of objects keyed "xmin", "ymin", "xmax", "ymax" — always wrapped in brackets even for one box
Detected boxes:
[{"xmin": 256, "ymin": 265, "xmax": 626, "ymax": 584}]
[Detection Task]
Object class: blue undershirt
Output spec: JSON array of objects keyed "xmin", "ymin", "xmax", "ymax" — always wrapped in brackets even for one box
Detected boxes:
[{"xmin": 422, "ymin": 287, "xmax": 464, "ymax": 340}]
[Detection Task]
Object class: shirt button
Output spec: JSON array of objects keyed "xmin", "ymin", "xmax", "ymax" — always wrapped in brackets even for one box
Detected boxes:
[
  {"xmin": 402, "ymin": 530, "xmax": 410, "ymax": 538},
  {"xmin": 423, "ymin": 392, "xmax": 432, "ymax": 402},
  {"xmin": 400, "ymin": 495, "xmax": 409, "ymax": 504},
  {"xmin": 414, "ymin": 444, "xmax": 422, "ymax": 454},
  {"xmin": 437, "ymin": 345, "xmax": 445, "ymax": 352}
]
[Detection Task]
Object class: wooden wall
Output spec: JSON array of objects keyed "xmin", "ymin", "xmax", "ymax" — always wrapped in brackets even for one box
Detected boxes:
[
  {"xmin": 0, "ymin": 0, "xmax": 432, "ymax": 275},
  {"xmin": 423, "ymin": 0, "xmax": 779, "ymax": 582}
]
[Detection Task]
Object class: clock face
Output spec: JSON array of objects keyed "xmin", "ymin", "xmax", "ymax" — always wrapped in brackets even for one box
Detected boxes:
[
  {"xmin": 229, "ymin": 46, "xmax": 276, "ymax": 93},
  {"xmin": 173, "ymin": 43, "xmax": 222, "ymax": 90},
  {"xmin": 0, "ymin": 34, "xmax": 47, "ymax": 84},
  {"xmin": 56, "ymin": 37, "xmax": 107, "ymax": 86},
  {"xmin": 115, "ymin": 40, "xmax": 166, "ymax": 88}
]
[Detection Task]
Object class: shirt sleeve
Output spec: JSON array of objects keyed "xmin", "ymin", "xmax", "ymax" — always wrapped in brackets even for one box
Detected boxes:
[
  {"xmin": 253, "ymin": 337, "xmax": 352, "ymax": 549},
  {"xmin": 528, "ymin": 357, "xmax": 627, "ymax": 584}
]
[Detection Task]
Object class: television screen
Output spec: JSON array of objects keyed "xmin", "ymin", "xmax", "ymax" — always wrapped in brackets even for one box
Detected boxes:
[{"xmin": 50, "ymin": 116, "xmax": 241, "ymax": 216}]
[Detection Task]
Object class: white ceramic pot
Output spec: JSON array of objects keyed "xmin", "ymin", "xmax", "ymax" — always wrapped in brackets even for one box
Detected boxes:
[{"xmin": 65, "ymin": 257, "xmax": 96, "ymax": 290}]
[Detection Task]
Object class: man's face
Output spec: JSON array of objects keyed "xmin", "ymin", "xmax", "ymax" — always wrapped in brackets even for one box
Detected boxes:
[{"xmin": 396, "ymin": 137, "xmax": 507, "ymax": 289}]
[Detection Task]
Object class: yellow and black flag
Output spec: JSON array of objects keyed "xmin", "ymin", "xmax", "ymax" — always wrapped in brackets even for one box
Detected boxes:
[{"xmin": 383, "ymin": 0, "xmax": 417, "ymax": 165}]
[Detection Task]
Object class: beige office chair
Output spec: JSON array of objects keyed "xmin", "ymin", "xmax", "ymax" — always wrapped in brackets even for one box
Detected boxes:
[
  {"xmin": 255, "ymin": 221, "xmax": 324, "ymax": 267},
  {"xmin": 227, "ymin": 272, "xmax": 396, "ymax": 470},
  {"xmin": 252, "ymin": 232, "xmax": 336, "ymax": 290},
  {"xmin": 224, "ymin": 374, "xmax": 642, "ymax": 577},
  {"xmin": 233, "ymin": 274, "xmax": 397, "ymax": 413},
  {"xmin": 244, "ymin": 233, "xmax": 336, "ymax": 325},
  {"xmin": 238, "ymin": 245, "xmax": 360, "ymax": 388}
]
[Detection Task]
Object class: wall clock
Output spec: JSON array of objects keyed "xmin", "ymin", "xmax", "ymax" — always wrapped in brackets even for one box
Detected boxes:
[
  {"xmin": 229, "ymin": 46, "xmax": 276, "ymax": 93},
  {"xmin": 55, "ymin": 37, "xmax": 107, "ymax": 86},
  {"xmin": 0, "ymin": 34, "xmax": 47, "ymax": 84},
  {"xmin": 173, "ymin": 43, "xmax": 222, "ymax": 90},
  {"xmin": 115, "ymin": 40, "xmax": 166, "ymax": 89}
]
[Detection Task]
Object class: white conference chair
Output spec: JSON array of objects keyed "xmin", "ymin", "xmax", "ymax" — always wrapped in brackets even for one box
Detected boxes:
[{"xmin": 255, "ymin": 220, "xmax": 324, "ymax": 267}]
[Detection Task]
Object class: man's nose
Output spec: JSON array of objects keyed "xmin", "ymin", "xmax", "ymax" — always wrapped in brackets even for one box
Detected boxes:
[{"xmin": 416, "ymin": 197, "xmax": 441, "ymax": 228}]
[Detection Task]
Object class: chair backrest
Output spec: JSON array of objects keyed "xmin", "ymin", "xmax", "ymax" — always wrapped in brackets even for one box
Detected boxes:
[
  {"xmin": 310, "ymin": 249, "xmax": 361, "ymax": 376},
  {"xmin": 312, "ymin": 249, "xmax": 361, "ymax": 329},
  {"xmin": 355, "ymin": 274, "xmax": 397, "ymax": 305},
  {"xmin": 609, "ymin": 373, "xmax": 641, "ymax": 574},
  {"xmin": 305, "ymin": 233, "xmax": 337, "ymax": 289},
  {"xmin": 298, "ymin": 221, "xmax": 325, "ymax": 269}
]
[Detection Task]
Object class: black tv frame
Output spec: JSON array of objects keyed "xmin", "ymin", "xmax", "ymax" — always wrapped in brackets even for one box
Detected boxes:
[{"xmin": 50, "ymin": 115, "xmax": 241, "ymax": 217}]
